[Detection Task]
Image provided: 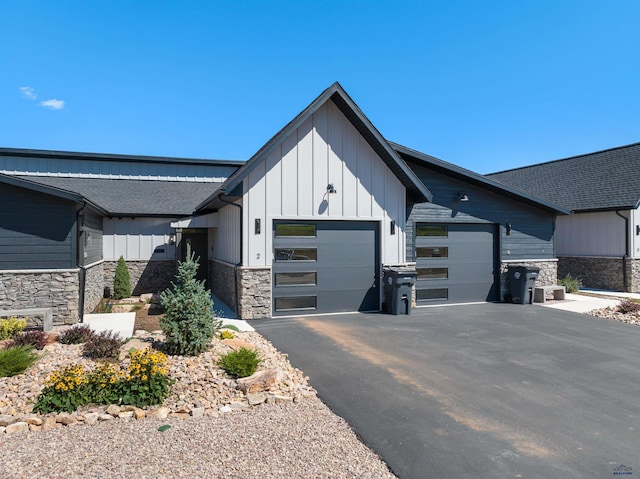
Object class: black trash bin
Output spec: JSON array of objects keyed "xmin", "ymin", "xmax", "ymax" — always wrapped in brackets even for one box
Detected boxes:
[
  {"xmin": 508, "ymin": 265, "xmax": 540, "ymax": 304},
  {"xmin": 383, "ymin": 266, "xmax": 417, "ymax": 315}
]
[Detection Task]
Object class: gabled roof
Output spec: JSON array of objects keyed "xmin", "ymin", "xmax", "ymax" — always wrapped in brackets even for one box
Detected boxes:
[
  {"xmin": 197, "ymin": 82, "xmax": 432, "ymax": 211},
  {"xmin": 392, "ymin": 143, "xmax": 571, "ymax": 215},
  {"xmin": 487, "ymin": 142, "xmax": 640, "ymax": 212},
  {"xmin": 0, "ymin": 173, "xmax": 108, "ymax": 215},
  {"xmin": 16, "ymin": 176, "xmax": 221, "ymax": 216}
]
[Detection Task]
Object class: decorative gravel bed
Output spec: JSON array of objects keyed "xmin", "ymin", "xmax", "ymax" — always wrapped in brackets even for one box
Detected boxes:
[
  {"xmin": 0, "ymin": 329, "xmax": 396, "ymax": 478},
  {"xmin": 587, "ymin": 305, "xmax": 640, "ymax": 326}
]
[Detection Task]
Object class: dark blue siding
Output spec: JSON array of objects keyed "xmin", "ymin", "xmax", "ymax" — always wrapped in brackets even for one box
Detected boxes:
[
  {"xmin": 81, "ymin": 207, "xmax": 103, "ymax": 266},
  {"xmin": 407, "ymin": 164, "xmax": 555, "ymax": 262},
  {"xmin": 0, "ymin": 183, "xmax": 76, "ymax": 269}
]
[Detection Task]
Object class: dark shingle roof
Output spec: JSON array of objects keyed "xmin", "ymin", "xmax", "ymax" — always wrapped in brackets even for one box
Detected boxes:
[
  {"xmin": 487, "ymin": 143, "xmax": 640, "ymax": 212},
  {"xmin": 17, "ymin": 176, "xmax": 221, "ymax": 216}
]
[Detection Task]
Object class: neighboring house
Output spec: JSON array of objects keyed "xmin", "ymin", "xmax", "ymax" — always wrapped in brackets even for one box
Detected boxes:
[
  {"xmin": 488, "ymin": 143, "xmax": 640, "ymax": 292},
  {"xmin": 1, "ymin": 82, "xmax": 570, "ymax": 323},
  {"xmin": 0, "ymin": 149, "xmax": 242, "ymax": 324}
]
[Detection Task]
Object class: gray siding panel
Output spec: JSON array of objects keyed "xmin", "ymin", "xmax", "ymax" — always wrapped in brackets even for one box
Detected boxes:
[
  {"xmin": 407, "ymin": 165, "xmax": 555, "ymax": 262},
  {"xmin": 0, "ymin": 183, "xmax": 76, "ymax": 269},
  {"xmin": 81, "ymin": 207, "xmax": 103, "ymax": 266}
]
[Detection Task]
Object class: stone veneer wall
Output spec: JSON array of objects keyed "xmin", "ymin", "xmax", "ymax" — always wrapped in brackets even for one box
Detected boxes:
[
  {"xmin": 0, "ymin": 270, "xmax": 79, "ymax": 325},
  {"xmin": 558, "ymin": 256, "xmax": 625, "ymax": 292},
  {"xmin": 236, "ymin": 267, "xmax": 271, "ymax": 320},
  {"xmin": 209, "ymin": 259, "xmax": 238, "ymax": 315},
  {"xmin": 500, "ymin": 260, "xmax": 558, "ymax": 302},
  {"xmin": 83, "ymin": 262, "xmax": 105, "ymax": 314},
  {"xmin": 628, "ymin": 258, "xmax": 640, "ymax": 293},
  {"xmin": 103, "ymin": 260, "xmax": 177, "ymax": 296}
]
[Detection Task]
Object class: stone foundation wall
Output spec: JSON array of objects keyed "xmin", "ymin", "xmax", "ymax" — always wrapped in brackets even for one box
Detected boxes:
[
  {"xmin": 628, "ymin": 258, "xmax": 640, "ymax": 293},
  {"xmin": 237, "ymin": 267, "xmax": 271, "ymax": 320},
  {"xmin": 558, "ymin": 256, "xmax": 625, "ymax": 291},
  {"xmin": 209, "ymin": 260, "xmax": 238, "ymax": 315},
  {"xmin": 83, "ymin": 262, "xmax": 104, "ymax": 314},
  {"xmin": 103, "ymin": 260, "xmax": 177, "ymax": 297},
  {"xmin": 0, "ymin": 270, "xmax": 79, "ymax": 325},
  {"xmin": 500, "ymin": 260, "xmax": 558, "ymax": 301}
]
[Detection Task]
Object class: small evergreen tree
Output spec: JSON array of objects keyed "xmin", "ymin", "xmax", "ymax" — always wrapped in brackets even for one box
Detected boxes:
[
  {"xmin": 160, "ymin": 245, "xmax": 220, "ymax": 355},
  {"xmin": 113, "ymin": 256, "xmax": 131, "ymax": 299}
]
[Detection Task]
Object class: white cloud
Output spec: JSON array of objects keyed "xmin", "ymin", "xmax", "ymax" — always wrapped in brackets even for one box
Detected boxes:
[
  {"xmin": 39, "ymin": 99, "xmax": 65, "ymax": 110},
  {"xmin": 20, "ymin": 86, "xmax": 37, "ymax": 100}
]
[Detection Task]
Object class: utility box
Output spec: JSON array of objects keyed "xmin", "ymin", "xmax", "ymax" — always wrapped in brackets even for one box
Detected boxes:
[
  {"xmin": 383, "ymin": 266, "xmax": 417, "ymax": 315},
  {"xmin": 508, "ymin": 265, "xmax": 540, "ymax": 304}
]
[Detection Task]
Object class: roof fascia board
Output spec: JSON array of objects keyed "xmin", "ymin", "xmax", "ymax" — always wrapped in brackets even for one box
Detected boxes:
[
  {"xmin": 0, "ymin": 147, "xmax": 244, "ymax": 167},
  {"xmin": 392, "ymin": 143, "xmax": 571, "ymax": 215},
  {"xmin": 197, "ymin": 82, "xmax": 432, "ymax": 211}
]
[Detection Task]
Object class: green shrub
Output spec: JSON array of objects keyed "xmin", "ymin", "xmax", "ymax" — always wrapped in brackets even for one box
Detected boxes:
[
  {"xmin": 221, "ymin": 324, "xmax": 240, "ymax": 332},
  {"xmin": 218, "ymin": 347, "xmax": 260, "ymax": 378},
  {"xmin": 113, "ymin": 256, "xmax": 131, "ymax": 300},
  {"xmin": 618, "ymin": 300, "xmax": 640, "ymax": 315},
  {"xmin": 8, "ymin": 330, "xmax": 48, "ymax": 350},
  {"xmin": 0, "ymin": 345, "xmax": 39, "ymax": 377},
  {"xmin": 33, "ymin": 349, "xmax": 172, "ymax": 414},
  {"xmin": 219, "ymin": 330, "xmax": 235, "ymax": 339},
  {"xmin": 558, "ymin": 274, "xmax": 581, "ymax": 293},
  {"xmin": 0, "ymin": 317, "xmax": 27, "ymax": 340},
  {"xmin": 160, "ymin": 245, "xmax": 221, "ymax": 356},
  {"xmin": 59, "ymin": 324, "xmax": 96, "ymax": 344},
  {"xmin": 82, "ymin": 330, "xmax": 125, "ymax": 360}
]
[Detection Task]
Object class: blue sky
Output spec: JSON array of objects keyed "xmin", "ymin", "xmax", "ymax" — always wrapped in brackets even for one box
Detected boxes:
[{"xmin": 1, "ymin": 1, "xmax": 638, "ymax": 173}]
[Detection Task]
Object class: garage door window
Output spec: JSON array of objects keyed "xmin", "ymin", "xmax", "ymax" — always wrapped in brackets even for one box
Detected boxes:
[
  {"xmin": 275, "ymin": 224, "xmax": 316, "ymax": 237},
  {"xmin": 417, "ymin": 225, "xmax": 448, "ymax": 237},
  {"xmin": 274, "ymin": 296, "xmax": 317, "ymax": 311},
  {"xmin": 417, "ymin": 288, "xmax": 449, "ymax": 301},
  {"xmin": 417, "ymin": 267, "xmax": 448, "ymax": 279},
  {"xmin": 416, "ymin": 247, "xmax": 448, "ymax": 258},
  {"xmin": 275, "ymin": 272, "xmax": 317, "ymax": 286},
  {"xmin": 275, "ymin": 248, "xmax": 317, "ymax": 261}
]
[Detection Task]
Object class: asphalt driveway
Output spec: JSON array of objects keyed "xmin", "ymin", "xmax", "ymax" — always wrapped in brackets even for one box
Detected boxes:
[{"xmin": 253, "ymin": 303, "xmax": 640, "ymax": 479}]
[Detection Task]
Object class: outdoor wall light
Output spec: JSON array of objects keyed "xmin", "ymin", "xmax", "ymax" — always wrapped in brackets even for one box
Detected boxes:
[
  {"xmin": 506, "ymin": 223, "xmax": 512, "ymax": 236},
  {"xmin": 457, "ymin": 192, "xmax": 469, "ymax": 202},
  {"xmin": 255, "ymin": 218, "xmax": 261, "ymax": 235},
  {"xmin": 327, "ymin": 183, "xmax": 337, "ymax": 194},
  {"xmin": 168, "ymin": 234, "xmax": 176, "ymax": 245},
  {"xmin": 390, "ymin": 220, "xmax": 396, "ymax": 235}
]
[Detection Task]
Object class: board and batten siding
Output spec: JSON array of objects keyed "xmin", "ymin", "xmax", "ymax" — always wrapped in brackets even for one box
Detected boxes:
[
  {"xmin": 633, "ymin": 208, "xmax": 640, "ymax": 259},
  {"xmin": 243, "ymin": 100, "xmax": 406, "ymax": 267},
  {"xmin": 0, "ymin": 155, "xmax": 236, "ymax": 183},
  {"xmin": 0, "ymin": 183, "xmax": 77, "ymax": 269},
  {"xmin": 209, "ymin": 203, "xmax": 241, "ymax": 265},
  {"xmin": 81, "ymin": 207, "xmax": 103, "ymax": 266},
  {"xmin": 407, "ymin": 165, "xmax": 555, "ymax": 261},
  {"xmin": 556, "ymin": 211, "xmax": 628, "ymax": 257},
  {"xmin": 103, "ymin": 218, "xmax": 176, "ymax": 260}
]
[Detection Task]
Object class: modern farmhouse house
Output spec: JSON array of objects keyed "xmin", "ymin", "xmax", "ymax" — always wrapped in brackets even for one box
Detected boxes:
[
  {"xmin": 0, "ymin": 83, "xmax": 569, "ymax": 324},
  {"xmin": 488, "ymin": 143, "xmax": 640, "ymax": 293}
]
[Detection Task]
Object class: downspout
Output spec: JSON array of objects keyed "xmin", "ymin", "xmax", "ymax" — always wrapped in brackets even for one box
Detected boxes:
[
  {"xmin": 76, "ymin": 202, "xmax": 87, "ymax": 323},
  {"xmin": 217, "ymin": 194, "xmax": 243, "ymax": 316},
  {"xmin": 615, "ymin": 210, "xmax": 629, "ymax": 292}
]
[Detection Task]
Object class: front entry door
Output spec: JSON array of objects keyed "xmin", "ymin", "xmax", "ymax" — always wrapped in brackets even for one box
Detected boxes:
[{"xmin": 180, "ymin": 229, "xmax": 208, "ymax": 286}]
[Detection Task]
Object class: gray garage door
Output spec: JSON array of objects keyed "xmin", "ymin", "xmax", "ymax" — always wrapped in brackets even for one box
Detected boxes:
[
  {"xmin": 272, "ymin": 221, "xmax": 379, "ymax": 315},
  {"xmin": 415, "ymin": 223, "xmax": 498, "ymax": 304}
]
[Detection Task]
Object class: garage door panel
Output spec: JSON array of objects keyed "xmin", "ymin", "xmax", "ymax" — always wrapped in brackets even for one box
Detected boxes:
[
  {"xmin": 273, "ymin": 220, "xmax": 379, "ymax": 315},
  {"xmin": 415, "ymin": 223, "xmax": 497, "ymax": 304}
]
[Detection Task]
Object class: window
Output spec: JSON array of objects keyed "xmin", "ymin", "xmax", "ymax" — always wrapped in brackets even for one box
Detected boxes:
[
  {"xmin": 416, "ymin": 225, "xmax": 447, "ymax": 237},
  {"xmin": 275, "ymin": 248, "xmax": 317, "ymax": 261},
  {"xmin": 416, "ymin": 247, "xmax": 448, "ymax": 258},
  {"xmin": 275, "ymin": 272, "xmax": 317, "ymax": 287},
  {"xmin": 417, "ymin": 268, "xmax": 448, "ymax": 279},
  {"xmin": 275, "ymin": 224, "xmax": 316, "ymax": 237},
  {"xmin": 417, "ymin": 288, "xmax": 448, "ymax": 301},
  {"xmin": 275, "ymin": 296, "xmax": 317, "ymax": 311}
]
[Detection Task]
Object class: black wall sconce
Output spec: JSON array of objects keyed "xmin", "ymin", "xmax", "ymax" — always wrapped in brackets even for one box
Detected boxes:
[
  {"xmin": 637, "ymin": 225, "xmax": 640, "ymax": 236},
  {"xmin": 255, "ymin": 218, "xmax": 261, "ymax": 235},
  {"xmin": 390, "ymin": 220, "xmax": 396, "ymax": 235},
  {"xmin": 457, "ymin": 192, "xmax": 469, "ymax": 202},
  {"xmin": 327, "ymin": 183, "xmax": 336, "ymax": 194},
  {"xmin": 506, "ymin": 223, "xmax": 512, "ymax": 236}
]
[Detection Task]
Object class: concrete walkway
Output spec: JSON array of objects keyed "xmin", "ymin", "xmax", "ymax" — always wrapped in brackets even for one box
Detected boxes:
[{"xmin": 539, "ymin": 288, "xmax": 639, "ymax": 314}]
